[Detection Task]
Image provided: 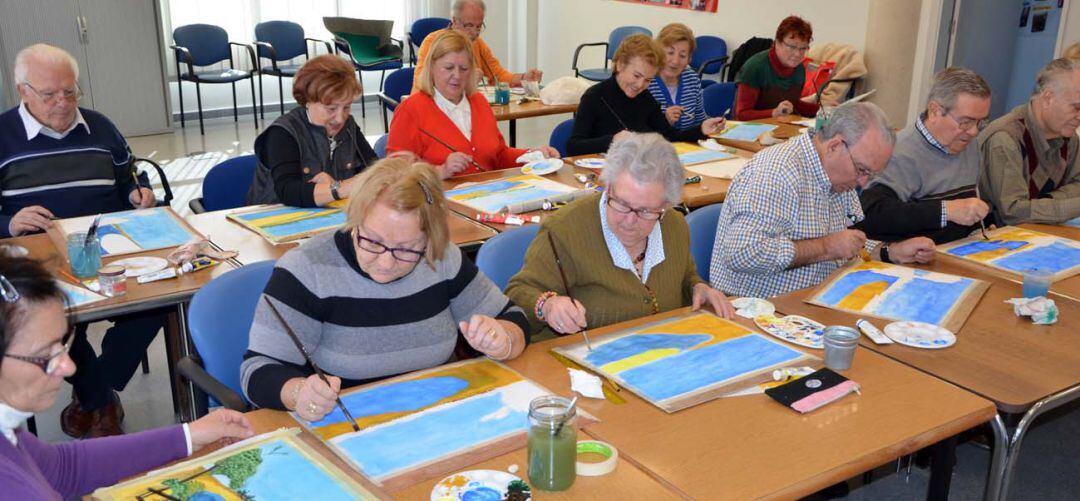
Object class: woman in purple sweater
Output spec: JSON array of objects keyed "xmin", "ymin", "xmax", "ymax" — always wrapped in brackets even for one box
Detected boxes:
[{"xmin": 0, "ymin": 257, "xmax": 254, "ymax": 499}]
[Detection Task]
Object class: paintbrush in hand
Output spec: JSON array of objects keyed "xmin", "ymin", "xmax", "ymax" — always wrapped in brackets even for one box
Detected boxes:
[
  {"xmin": 974, "ymin": 185, "xmax": 989, "ymax": 240},
  {"xmin": 547, "ymin": 233, "xmax": 592, "ymax": 351},
  {"xmin": 263, "ymin": 297, "xmax": 361, "ymax": 432},
  {"xmin": 418, "ymin": 128, "xmax": 483, "ymax": 170}
]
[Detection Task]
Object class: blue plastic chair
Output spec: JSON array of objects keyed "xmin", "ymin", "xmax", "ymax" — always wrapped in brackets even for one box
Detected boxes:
[
  {"xmin": 703, "ymin": 82, "xmax": 736, "ymax": 119},
  {"xmin": 476, "ymin": 225, "xmax": 541, "ymax": 291},
  {"xmin": 179, "ymin": 260, "xmax": 276, "ymax": 415},
  {"xmin": 573, "ymin": 26, "xmax": 652, "ymax": 82},
  {"xmin": 692, "ymin": 35, "xmax": 729, "ymax": 81},
  {"xmin": 255, "ymin": 21, "xmax": 332, "ymax": 117},
  {"xmin": 374, "ymin": 134, "xmax": 388, "ymax": 158},
  {"xmin": 548, "ymin": 118, "xmax": 575, "ymax": 158},
  {"xmin": 171, "ymin": 24, "xmax": 259, "ymax": 135},
  {"xmin": 407, "ymin": 17, "xmax": 450, "ymax": 64},
  {"xmin": 377, "ymin": 66, "xmax": 415, "ymax": 132},
  {"xmin": 188, "ymin": 155, "xmax": 258, "ymax": 214},
  {"xmin": 685, "ymin": 203, "xmax": 724, "ymax": 282}
]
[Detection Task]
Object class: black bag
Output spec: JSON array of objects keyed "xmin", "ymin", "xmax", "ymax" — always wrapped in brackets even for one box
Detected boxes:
[{"xmin": 726, "ymin": 37, "xmax": 773, "ymax": 82}]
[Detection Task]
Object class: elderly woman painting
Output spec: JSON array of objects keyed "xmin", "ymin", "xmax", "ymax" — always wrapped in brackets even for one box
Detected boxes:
[
  {"xmin": 734, "ymin": 15, "xmax": 822, "ymax": 120},
  {"xmin": 0, "ymin": 258, "xmax": 253, "ymax": 498},
  {"xmin": 567, "ymin": 34, "xmax": 726, "ymax": 156},
  {"xmin": 388, "ymin": 30, "xmax": 557, "ymax": 179},
  {"xmin": 648, "ymin": 23, "xmax": 710, "ymax": 130},
  {"xmin": 247, "ymin": 54, "xmax": 378, "ymax": 207},
  {"xmin": 241, "ymin": 155, "xmax": 529, "ymax": 421},
  {"xmin": 506, "ymin": 133, "xmax": 734, "ymax": 339}
]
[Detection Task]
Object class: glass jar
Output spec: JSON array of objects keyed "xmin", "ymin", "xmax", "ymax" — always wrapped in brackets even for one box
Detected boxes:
[
  {"xmin": 527, "ymin": 395, "xmax": 577, "ymax": 491},
  {"xmin": 98, "ymin": 265, "xmax": 127, "ymax": 297},
  {"xmin": 67, "ymin": 232, "xmax": 102, "ymax": 279},
  {"xmin": 495, "ymin": 82, "xmax": 511, "ymax": 105}
]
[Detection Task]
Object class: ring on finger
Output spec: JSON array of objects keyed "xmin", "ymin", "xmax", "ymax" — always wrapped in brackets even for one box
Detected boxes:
[
  {"xmin": 307, "ymin": 402, "xmax": 319, "ymax": 414},
  {"xmin": 487, "ymin": 329, "xmax": 497, "ymax": 340}
]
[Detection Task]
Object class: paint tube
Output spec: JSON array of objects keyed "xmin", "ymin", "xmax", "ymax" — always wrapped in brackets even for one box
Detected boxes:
[
  {"xmin": 475, "ymin": 213, "xmax": 540, "ymax": 226},
  {"xmin": 179, "ymin": 257, "xmax": 216, "ymax": 274},
  {"xmin": 137, "ymin": 267, "xmax": 177, "ymax": 284}
]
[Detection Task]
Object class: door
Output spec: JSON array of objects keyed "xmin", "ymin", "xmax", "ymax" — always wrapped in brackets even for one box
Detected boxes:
[
  {"xmin": 950, "ymin": 0, "xmax": 1026, "ymax": 118},
  {"xmin": 0, "ymin": 0, "xmax": 88, "ymax": 110}
]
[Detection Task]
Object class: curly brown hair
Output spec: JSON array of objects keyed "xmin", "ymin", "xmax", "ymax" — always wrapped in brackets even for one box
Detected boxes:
[{"xmin": 292, "ymin": 54, "xmax": 362, "ymax": 106}]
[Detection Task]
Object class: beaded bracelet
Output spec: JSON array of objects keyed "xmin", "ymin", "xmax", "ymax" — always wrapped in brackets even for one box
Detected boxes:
[{"xmin": 535, "ymin": 291, "xmax": 558, "ymax": 320}]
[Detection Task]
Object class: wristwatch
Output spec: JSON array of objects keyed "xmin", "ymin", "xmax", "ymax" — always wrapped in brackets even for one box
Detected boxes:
[
  {"xmin": 330, "ymin": 180, "xmax": 342, "ymax": 201},
  {"xmin": 880, "ymin": 243, "xmax": 891, "ymax": 264}
]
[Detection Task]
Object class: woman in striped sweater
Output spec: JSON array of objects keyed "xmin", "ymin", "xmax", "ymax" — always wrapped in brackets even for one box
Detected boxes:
[
  {"xmin": 648, "ymin": 23, "xmax": 709, "ymax": 131},
  {"xmin": 240, "ymin": 155, "xmax": 528, "ymax": 422}
]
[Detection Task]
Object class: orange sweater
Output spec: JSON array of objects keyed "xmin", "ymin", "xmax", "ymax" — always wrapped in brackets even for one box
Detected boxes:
[
  {"xmin": 386, "ymin": 92, "xmax": 527, "ymax": 175},
  {"xmin": 412, "ymin": 29, "xmax": 515, "ymax": 93}
]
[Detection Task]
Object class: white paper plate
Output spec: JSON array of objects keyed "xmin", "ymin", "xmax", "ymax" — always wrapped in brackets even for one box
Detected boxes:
[
  {"xmin": 521, "ymin": 158, "xmax": 564, "ymax": 176},
  {"xmin": 883, "ymin": 321, "xmax": 956, "ymax": 349},
  {"xmin": 431, "ymin": 469, "xmax": 524, "ymax": 501},
  {"xmin": 755, "ymin": 314, "xmax": 825, "ymax": 349},
  {"xmin": 109, "ymin": 256, "xmax": 169, "ymax": 277},
  {"xmin": 0, "ymin": 244, "xmax": 29, "ymax": 258},
  {"xmin": 574, "ymin": 158, "xmax": 605, "ymax": 169}
]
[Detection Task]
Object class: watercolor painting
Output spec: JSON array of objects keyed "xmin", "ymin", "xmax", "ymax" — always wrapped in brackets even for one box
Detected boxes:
[
  {"xmin": 57, "ymin": 207, "xmax": 199, "ymax": 256},
  {"xmin": 92, "ymin": 428, "xmax": 377, "ymax": 500},
  {"xmin": 938, "ymin": 226, "xmax": 1080, "ymax": 281},
  {"xmin": 552, "ymin": 313, "xmax": 814, "ymax": 413},
  {"xmin": 807, "ymin": 261, "xmax": 989, "ymax": 332},
  {"xmin": 56, "ymin": 280, "xmax": 107, "ymax": 309},
  {"xmin": 228, "ymin": 202, "xmax": 347, "ymax": 244},
  {"xmin": 616, "ymin": 0, "xmax": 718, "ymax": 13},
  {"xmin": 445, "ymin": 175, "xmax": 580, "ymax": 214},
  {"xmin": 713, "ymin": 122, "xmax": 778, "ymax": 142},
  {"xmin": 672, "ymin": 142, "xmax": 736, "ymax": 166},
  {"xmin": 296, "ymin": 359, "xmax": 583, "ymax": 489}
]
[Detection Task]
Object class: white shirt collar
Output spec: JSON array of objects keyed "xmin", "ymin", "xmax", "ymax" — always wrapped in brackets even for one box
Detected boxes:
[
  {"xmin": 598, "ymin": 191, "xmax": 666, "ymax": 283},
  {"xmin": 433, "ymin": 90, "xmax": 472, "ymax": 139},
  {"xmin": 0, "ymin": 402, "xmax": 33, "ymax": 446},
  {"xmin": 19, "ymin": 101, "xmax": 88, "ymax": 140}
]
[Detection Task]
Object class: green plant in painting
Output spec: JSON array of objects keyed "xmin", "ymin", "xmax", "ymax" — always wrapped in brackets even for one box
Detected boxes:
[
  {"xmin": 215, "ymin": 449, "xmax": 263, "ymax": 490},
  {"xmin": 161, "ymin": 478, "xmax": 204, "ymax": 500}
]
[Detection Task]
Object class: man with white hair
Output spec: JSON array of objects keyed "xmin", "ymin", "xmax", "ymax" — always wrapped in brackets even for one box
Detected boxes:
[
  {"xmin": 411, "ymin": 0, "xmax": 543, "ymax": 93},
  {"xmin": 0, "ymin": 43, "xmax": 161, "ymax": 438},
  {"xmin": 709, "ymin": 102, "xmax": 937, "ymax": 298},
  {"xmin": 979, "ymin": 57, "xmax": 1080, "ymax": 225}
]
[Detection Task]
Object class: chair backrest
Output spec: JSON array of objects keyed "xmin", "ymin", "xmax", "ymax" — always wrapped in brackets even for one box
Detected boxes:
[
  {"xmin": 173, "ymin": 24, "xmax": 231, "ymax": 67},
  {"xmin": 201, "ymin": 155, "xmax": 258, "ymax": 212},
  {"xmin": 702, "ymin": 82, "xmax": 736, "ymax": 119},
  {"xmin": 382, "ymin": 67, "xmax": 415, "ymax": 112},
  {"xmin": 475, "ymin": 224, "xmax": 541, "ymax": 291},
  {"xmin": 549, "ymin": 118, "xmax": 575, "ymax": 158},
  {"xmin": 607, "ymin": 26, "xmax": 652, "ymax": 60},
  {"xmin": 187, "ymin": 260, "xmax": 276, "ymax": 401},
  {"xmin": 255, "ymin": 20, "xmax": 307, "ymax": 61},
  {"xmin": 374, "ymin": 134, "xmax": 388, "ymax": 158},
  {"xmin": 685, "ymin": 203, "xmax": 724, "ymax": 282},
  {"xmin": 692, "ymin": 35, "xmax": 728, "ymax": 76},
  {"xmin": 409, "ymin": 17, "xmax": 450, "ymax": 49}
]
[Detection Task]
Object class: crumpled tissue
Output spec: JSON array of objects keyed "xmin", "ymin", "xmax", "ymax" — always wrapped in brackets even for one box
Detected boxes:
[{"xmin": 1005, "ymin": 296, "xmax": 1058, "ymax": 325}]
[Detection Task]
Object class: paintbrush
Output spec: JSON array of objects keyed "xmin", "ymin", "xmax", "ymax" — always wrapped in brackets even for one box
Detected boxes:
[
  {"xmin": 599, "ymin": 96, "xmax": 630, "ymax": 131},
  {"xmin": 263, "ymin": 297, "xmax": 361, "ymax": 432},
  {"xmin": 418, "ymin": 128, "xmax": 484, "ymax": 170},
  {"xmin": 974, "ymin": 185, "xmax": 989, "ymax": 240},
  {"xmin": 130, "ymin": 168, "xmax": 145, "ymax": 207},
  {"xmin": 83, "ymin": 213, "xmax": 102, "ymax": 248},
  {"xmin": 145, "ymin": 487, "xmax": 181, "ymax": 501},
  {"xmin": 553, "ymin": 395, "xmax": 578, "ymax": 437},
  {"xmin": 547, "ymin": 233, "xmax": 592, "ymax": 351}
]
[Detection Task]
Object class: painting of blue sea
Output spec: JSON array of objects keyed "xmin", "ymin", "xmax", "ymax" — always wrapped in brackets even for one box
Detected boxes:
[{"xmin": 938, "ymin": 226, "xmax": 1080, "ymax": 281}]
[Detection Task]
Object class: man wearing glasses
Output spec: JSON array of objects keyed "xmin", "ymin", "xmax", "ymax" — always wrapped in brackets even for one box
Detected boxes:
[
  {"xmin": 858, "ymin": 68, "xmax": 993, "ymax": 244},
  {"xmin": 0, "ymin": 44, "xmax": 162, "ymax": 438},
  {"xmin": 980, "ymin": 57, "xmax": 1080, "ymax": 225},
  {"xmin": 709, "ymin": 102, "xmax": 936, "ymax": 298},
  {"xmin": 411, "ymin": 0, "xmax": 543, "ymax": 94}
]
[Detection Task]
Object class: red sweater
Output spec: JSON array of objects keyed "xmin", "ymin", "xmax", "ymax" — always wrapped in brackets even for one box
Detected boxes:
[
  {"xmin": 734, "ymin": 47, "xmax": 819, "ymax": 121},
  {"xmin": 387, "ymin": 92, "xmax": 527, "ymax": 175}
]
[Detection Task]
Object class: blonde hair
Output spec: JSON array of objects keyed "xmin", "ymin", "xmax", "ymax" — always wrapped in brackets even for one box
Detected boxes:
[
  {"xmin": 613, "ymin": 34, "xmax": 666, "ymax": 73},
  {"xmin": 1063, "ymin": 42, "xmax": 1080, "ymax": 61},
  {"xmin": 345, "ymin": 155, "xmax": 450, "ymax": 265},
  {"xmin": 416, "ymin": 30, "xmax": 477, "ymax": 97},
  {"xmin": 656, "ymin": 23, "xmax": 696, "ymax": 53}
]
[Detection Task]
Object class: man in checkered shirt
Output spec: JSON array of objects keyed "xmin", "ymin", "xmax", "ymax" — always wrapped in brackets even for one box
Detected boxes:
[{"xmin": 708, "ymin": 102, "xmax": 937, "ymax": 298}]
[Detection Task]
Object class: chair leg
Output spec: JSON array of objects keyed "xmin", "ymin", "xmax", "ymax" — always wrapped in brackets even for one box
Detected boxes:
[
  {"xmin": 178, "ymin": 79, "xmax": 185, "ymax": 128},
  {"xmin": 195, "ymin": 81, "xmax": 205, "ymax": 135},
  {"xmin": 278, "ymin": 74, "xmax": 285, "ymax": 115},
  {"xmin": 250, "ymin": 77, "xmax": 259, "ymax": 130},
  {"xmin": 382, "ymin": 103, "xmax": 389, "ymax": 133},
  {"xmin": 359, "ymin": 70, "xmax": 366, "ymax": 119},
  {"xmin": 258, "ymin": 72, "xmax": 265, "ymax": 120},
  {"xmin": 231, "ymin": 82, "xmax": 239, "ymax": 122},
  {"xmin": 141, "ymin": 353, "xmax": 150, "ymax": 374}
]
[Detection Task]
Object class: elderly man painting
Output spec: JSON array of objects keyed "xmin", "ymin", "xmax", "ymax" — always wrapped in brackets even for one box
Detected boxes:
[
  {"xmin": 859, "ymin": 68, "xmax": 992, "ymax": 244},
  {"xmin": 980, "ymin": 57, "xmax": 1080, "ymax": 225},
  {"xmin": 411, "ymin": 0, "xmax": 542, "ymax": 93},
  {"xmin": 709, "ymin": 102, "xmax": 936, "ymax": 298},
  {"xmin": 0, "ymin": 44, "xmax": 162, "ymax": 437}
]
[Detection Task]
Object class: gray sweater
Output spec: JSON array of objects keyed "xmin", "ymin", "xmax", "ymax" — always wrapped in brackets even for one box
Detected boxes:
[{"xmin": 240, "ymin": 230, "xmax": 528, "ymax": 409}]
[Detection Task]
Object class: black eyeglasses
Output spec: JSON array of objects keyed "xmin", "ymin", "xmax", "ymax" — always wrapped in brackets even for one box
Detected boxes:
[
  {"xmin": 4, "ymin": 328, "xmax": 74, "ymax": 375},
  {"xmin": 606, "ymin": 192, "xmax": 666, "ymax": 221},
  {"xmin": 841, "ymin": 140, "xmax": 876, "ymax": 181},
  {"xmin": 355, "ymin": 233, "xmax": 426, "ymax": 263}
]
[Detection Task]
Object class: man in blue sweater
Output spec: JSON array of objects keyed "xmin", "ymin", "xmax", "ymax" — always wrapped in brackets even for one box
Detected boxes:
[{"xmin": 1, "ymin": 44, "xmax": 163, "ymax": 437}]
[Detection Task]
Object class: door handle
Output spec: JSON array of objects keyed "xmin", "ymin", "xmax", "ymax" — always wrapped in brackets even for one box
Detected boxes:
[{"xmin": 77, "ymin": 16, "xmax": 88, "ymax": 44}]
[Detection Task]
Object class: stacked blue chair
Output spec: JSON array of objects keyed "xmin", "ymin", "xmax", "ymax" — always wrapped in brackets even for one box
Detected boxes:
[
  {"xmin": 702, "ymin": 82, "xmax": 736, "ymax": 119},
  {"xmin": 377, "ymin": 66, "xmax": 415, "ymax": 132},
  {"xmin": 188, "ymin": 155, "xmax": 258, "ymax": 214},
  {"xmin": 171, "ymin": 24, "xmax": 259, "ymax": 135},
  {"xmin": 692, "ymin": 35, "xmax": 729, "ymax": 83},
  {"xmin": 685, "ymin": 203, "xmax": 724, "ymax": 282},
  {"xmin": 254, "ymin": 21, "xmax": 332, "ymax": 117},
  {"xmin": 573, "ymin": 26, "xmax": 652, "ymax": 82},
  {"xmin": 548, "ymin": 118, "xmax": 575, "ymax": 158},
  {"xmin": 476, "ymin": 225, "xmax": 541, "ymax": 291},
  {"xmin": 407, "ymin": 17, "xmax": 451, "ymax": 64}
]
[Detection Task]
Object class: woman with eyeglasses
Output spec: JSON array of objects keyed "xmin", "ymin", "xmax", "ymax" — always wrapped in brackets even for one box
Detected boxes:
[
  {"xmin": 0, "ymin": 257, "xmax": 253, "ymax": 499},
  {"xmin": 506, "ymin": 133, "xmax": 734, "ymax": 340},
  {"xmin": 734, "ymin": 16, "xmax": 821, "ymax": 121},
  {"xmin": 240, "ymin": 155, "xmax": 528, "ymax": 421}
]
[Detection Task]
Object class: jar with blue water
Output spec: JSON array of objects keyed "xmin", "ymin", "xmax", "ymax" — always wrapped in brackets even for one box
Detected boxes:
[
  {"xmin": 67, "ymin": 232, "xmax": 101, "ymax": 279},
  {"xmin": 495, "ymin": 82, "xmax": 511, "ymax": 105}
]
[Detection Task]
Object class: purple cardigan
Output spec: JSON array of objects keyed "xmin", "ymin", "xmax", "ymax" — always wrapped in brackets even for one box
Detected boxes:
[{"xmin": 0, "ymin": 425, "xmax": 187, "ymax": 499}]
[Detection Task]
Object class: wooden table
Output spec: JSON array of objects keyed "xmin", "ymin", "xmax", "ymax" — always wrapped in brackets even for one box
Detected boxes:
[
  {"xmin": 770, "ymin": 258, "xmax": 1080, "ymax": 500},
  {"xmin": 491, "ymin": 99, "xmax": 578, "ymax": 147},
  {"xmin": 712, "ymin": 118, "xmax": 805, "ymax": 153},
  {"xmin": 505, "ymin": 307, "xmax": 996, "ymax": 499}
]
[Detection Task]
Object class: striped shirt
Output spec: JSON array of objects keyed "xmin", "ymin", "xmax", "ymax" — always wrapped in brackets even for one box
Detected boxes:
[
  {"xmin": 709, "ymin": 133, "xmax": 874, "ymax": 297},
  {"xmin": 647, "ymin": 68, "xmax": 708, "ymax": 130}
]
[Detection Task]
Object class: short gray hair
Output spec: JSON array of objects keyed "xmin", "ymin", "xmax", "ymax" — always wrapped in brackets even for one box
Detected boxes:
[
  {"xmin": 926, "ymin": 67, "xmax": 991, "ymax": 112},
  {"xmin": 817, "ymin": 101, "xmax": 895, "ymax": 148},
  {"xmin": 1032, "ymin": 57, "xmax": 1080, "ymax": 97},
  {"xmin": 600, "ymin": 133, "xmax": 684, "ymax": 205},
  {"xmin": 452, "ymin": 0, "xmax": 485, "ymax": 17},
  {"xmin": 13, "ymin": 43, "xmax": 79, "ymax": 86}
]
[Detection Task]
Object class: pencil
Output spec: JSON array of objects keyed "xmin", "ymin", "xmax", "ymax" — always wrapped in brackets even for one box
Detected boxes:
[
  {"xmin": 263, "ymin": 297, "xmax": 361, "ymax": 432},
  {"xmin": 418, "ymin": 128, "xmax": 484, "ymax": 170},
  {"xmin": 547, "ymin": 233, "xmax": 592, "ymax": 351}
]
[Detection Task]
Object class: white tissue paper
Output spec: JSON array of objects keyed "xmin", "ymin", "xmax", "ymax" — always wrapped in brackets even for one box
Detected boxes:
[
  {"xmin": 515, "ymin": 150, "xmax": 546, "ymax": 164},
  {"xmin": 1005, "ymin": 296, "xmax": 1059, "ymax": 325},
  {"xmin": 731, "ymin": 297, "xmax": 776, "ymax": 319},
  {"xmin": 569, "ymin": 368, "xmax": 605, "ymax": 399}
]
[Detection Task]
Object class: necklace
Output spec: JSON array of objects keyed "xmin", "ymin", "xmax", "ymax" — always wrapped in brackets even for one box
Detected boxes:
[{"xmin": 632, "ymin": 241, "xmax": 648, "ymax": 265}]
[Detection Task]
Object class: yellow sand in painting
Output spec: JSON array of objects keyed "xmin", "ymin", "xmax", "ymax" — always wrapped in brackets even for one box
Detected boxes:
[
  {"xmin": 637, "ymin": 313, "xmax": 751, "ymax": 351},
  {"xmin": 836, "ymin": 280, "xmax": 890, "ymax": 310},
  {"xmin": 601, "ymin": 348, "xmax": 681, "ymax": 374},
  {"xmin": 314, "ymin": 360, "xmax": 523, "ymax": 440},
  {"xmin": 247, "ymin": 208, "xmax": 341, "ymax": 228},
  {"xmin": 962, "ymin": 228, "xmax": 1036, "ymax": 262},
  {"xmin": 672, "ymin": 142, "xmax": 705, "ymax": 154},
  {"xmin": 106, "ymin": 468, "xmax": 238, "ymax": 500}
]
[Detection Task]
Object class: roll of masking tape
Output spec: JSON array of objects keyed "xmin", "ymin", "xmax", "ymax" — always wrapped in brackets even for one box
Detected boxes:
[{"xmin": 576, "ymin": 440, "xmax": 618, "ymax": 476}]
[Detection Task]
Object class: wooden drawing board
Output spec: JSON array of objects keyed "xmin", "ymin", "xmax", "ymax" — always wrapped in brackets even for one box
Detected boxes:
[
  {"xmin": 226, "ymin": 202, "xmax": 347, "ymax": 245},
  {"xmin": 937, "ymin": 225, "xmax": 1080, "ymax": 282},
  {"xmin": 48, "ymin": 206, "xmax": 203, "ymax": 259}
]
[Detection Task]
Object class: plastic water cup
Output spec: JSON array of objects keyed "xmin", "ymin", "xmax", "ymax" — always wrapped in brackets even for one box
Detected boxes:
[
  {"xmin": 67, "ymin": 232, "xmax": 101, "ymax": 279},
  {"xmin": 823, "ymin": 326, "xmax": 860, "ymax": 371},
  {"xmin": 1022, "ymin": 268, "xmax": 1053, "ymax": 298}
]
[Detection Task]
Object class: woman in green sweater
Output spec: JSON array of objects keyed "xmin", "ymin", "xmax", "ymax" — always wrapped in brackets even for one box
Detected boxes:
[{"xmin": 506, "ymin": 133, "xmax": 734, "ymax": 339}]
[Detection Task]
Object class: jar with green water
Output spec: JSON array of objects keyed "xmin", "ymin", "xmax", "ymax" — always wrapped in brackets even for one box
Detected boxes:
[{"xmin": 527, "ymin": 395, "xmax": 577, "ymax": 491}]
